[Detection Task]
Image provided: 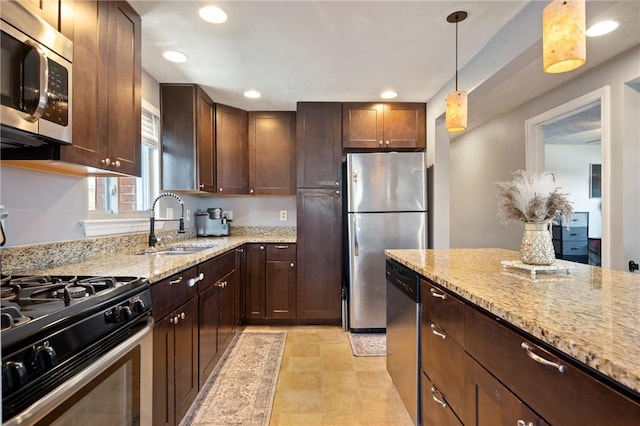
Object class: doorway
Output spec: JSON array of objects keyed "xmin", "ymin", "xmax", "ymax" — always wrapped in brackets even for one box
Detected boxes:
[{"xmin": 525, "ymin": 87, "xmax": 611, "ymax": 268}]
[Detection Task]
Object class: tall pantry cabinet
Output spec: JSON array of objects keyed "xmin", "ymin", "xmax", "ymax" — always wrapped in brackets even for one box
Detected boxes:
[{"xmin": 295, "ymin": 102, "xmax": 343, "ymax": 321}]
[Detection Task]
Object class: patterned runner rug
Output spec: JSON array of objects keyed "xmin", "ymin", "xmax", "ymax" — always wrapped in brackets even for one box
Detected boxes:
[
  {"xmin": 183, "ymin": 331, "xmax": 287, "ymax": 426},
  {"xmin": 348, "ymin": 332, "xmax": 387, "ymax": 357}
]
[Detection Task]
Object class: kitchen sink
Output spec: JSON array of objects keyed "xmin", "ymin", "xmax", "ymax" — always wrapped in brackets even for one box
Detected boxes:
[{"xmin": 135, "ymin": 246, "xmax": 210, "ymax": 256}]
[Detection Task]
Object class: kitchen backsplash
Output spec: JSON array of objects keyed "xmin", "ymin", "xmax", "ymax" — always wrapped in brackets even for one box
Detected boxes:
[{"xmin": 0, "ymin": 226, "xmax": 295, "ymax": 274}]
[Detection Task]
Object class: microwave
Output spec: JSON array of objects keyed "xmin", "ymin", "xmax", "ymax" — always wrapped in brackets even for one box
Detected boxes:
[{"xmin": 0, "ymin": 1, "xmax": 73, "ymax": 148}]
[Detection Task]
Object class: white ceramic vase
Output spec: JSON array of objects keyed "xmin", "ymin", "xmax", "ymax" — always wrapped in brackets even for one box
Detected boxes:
[{"xmin": 520, "ymin": 221, "xmax": 555, "ymax": 265}]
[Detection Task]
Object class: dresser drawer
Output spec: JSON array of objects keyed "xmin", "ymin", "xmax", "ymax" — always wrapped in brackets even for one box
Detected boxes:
[
  {"xmin": 421, "ymin": 312, "xmax": 465, "ymax": 416},
  {"xmin": 266, "ymin": 243, "xmax": 296, "ymax": 261},
  {"xmin": 554, "ymin": 239, "xmax": 588, "ymax": 255},
  {"xmin": 420, "ymin": 279, "xmax": 464, "ymax": 344},
  {"xmin": 151, "ymin": 266, "xmax": 199, "ymax": 320},
  {"xmin": 464, "ymin": 306, "xmax": 640, "ymax": 426},
  {"xmin": 552, "ymin": 226, "xmax": 587, "ymax": 241}
]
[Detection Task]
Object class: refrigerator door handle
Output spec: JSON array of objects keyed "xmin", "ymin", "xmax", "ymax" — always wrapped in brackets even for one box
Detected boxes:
[{"xmin": 353, "ymin": 215, "xmax": 359, "ymax": 256}]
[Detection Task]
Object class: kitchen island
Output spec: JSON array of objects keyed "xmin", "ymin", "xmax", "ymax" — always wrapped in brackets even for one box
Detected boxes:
[{"xmin": 386, "ymin": 248, "xmax": 640, "ymax": 425}]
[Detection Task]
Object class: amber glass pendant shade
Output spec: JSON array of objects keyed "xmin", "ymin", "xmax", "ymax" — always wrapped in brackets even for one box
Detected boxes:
[
  {"xmin": 543, "ymin": 0, "xmax": 586, "ymax": 74},
  {"xmin": 446, "ymin": 90, "xmax": 467, "ymax": 133}
]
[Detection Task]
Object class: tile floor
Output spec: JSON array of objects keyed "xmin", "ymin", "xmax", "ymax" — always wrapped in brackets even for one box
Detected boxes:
[{"xmin": 248, "ymin": 325, "xmax": 414, "ymax": 426}]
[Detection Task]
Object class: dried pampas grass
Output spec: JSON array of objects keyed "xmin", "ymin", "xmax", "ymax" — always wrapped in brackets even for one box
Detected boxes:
[{"xmin": 496, "ymin": 170, "xmax": 573, "ymax": 225}]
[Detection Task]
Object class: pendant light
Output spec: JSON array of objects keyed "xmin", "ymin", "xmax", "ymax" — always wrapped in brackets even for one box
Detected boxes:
[
  {"xmin": 543, "ymin": 0, "xmax": 586, "ymax": 73},
  {"xmin": 446, "ymin": 11, "xmax": 468, "ymax": 133}
]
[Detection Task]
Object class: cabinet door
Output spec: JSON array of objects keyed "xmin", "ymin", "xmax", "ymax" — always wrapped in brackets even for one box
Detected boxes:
[
  {"xmin": 422, "ymin": 372, "xmax": 463, "ymax": 426},
  {"xmin": 198, "ymin": 284, "xmax": 219, "ymax": 388},
  {"xmin": 266, "ymin": 259, "xmax": 296, "ymax": 319},
  {"xmin": 25, "ymin": 0, "xmax": 60, "ymax": 30},
  {"xmin": 245, "ymin": 244, "xmax": 266, "ymax": 320},
  {"xmin": 296, "ymin": 102, "xmax": 342, "ymax": 189},
  {"xmin": 296, "ymin": 188, "xmax": 342, "ymax": 320},
  {"xmin": 218, "ymin": 270, "xmax": 236, "ymax": 348},
  {"xmin": 197, "ymin": 88, "xmax": 216, "ymax": 192},
  {"xmin": 465, "ymin": 354, "xmax": 549, "ymax": 426},
  {"xmin": 106, "ymin": 1, "xmax": 141, "ymax": 176},
  {"xmin": 342, "ymin": 103, "xmax": 384, "ymax": 149},
  {"xmin": 248, "ymin": 112, "xmax": 296, "ymax": 195},
  {"xmin": 174, "ymin": 297, "xmax": 199, "ymax": 423},
  {"xmin": 216, "ymin": 104, "xmax": 248, "ymax": 194},
  {"xmin": 383, "ymin": 103, "xmax": 426, "ymax": 149},
  {"xmin": 152, "ymin": 315, "xmax": 176, "ymax": 426}
]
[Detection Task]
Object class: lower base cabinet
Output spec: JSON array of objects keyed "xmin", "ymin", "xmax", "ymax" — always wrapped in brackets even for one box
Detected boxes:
[{"xmin": 421, "ymin": 372, "xmax": 463, "ymax": 426}]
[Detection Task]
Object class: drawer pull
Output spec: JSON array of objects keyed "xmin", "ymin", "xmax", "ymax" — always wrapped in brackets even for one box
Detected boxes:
[
  {"xmin": 430, "ymin": 323, "xmax": 447, "ymax": 339},
  {"xmin": 274, "ymin": 245, "xmax": 289, "ymax": 249},
  {"xmin": 517, "ymin": 421, "xmax": 535, "ymax": 426},
  {"xmin": 188, "ymin": 272, "xmax": 204, "ymax": 287},
  {"xmin": 169, "ymin": 277, "xmax": 183, "ymax": 286},
  {"xmin": 430, "ymin": 288, "xmax": 447, "ymax": 300},
  {"xmin": 430, "ymin": 387, "xmax": 448, "ymax": 409},
  {"xmin": 521, "ymin": 342, "xmax": 567, "ymax": 374}
]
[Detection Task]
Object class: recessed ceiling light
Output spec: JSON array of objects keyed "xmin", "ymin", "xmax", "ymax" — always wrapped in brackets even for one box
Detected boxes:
[
  {"xmin": 199, "ymin": 5, "xmax": 227, "ymax": 24},
  {"xmin": 380, "ymin": 90, "xmax": 398, "ymax": 99},
  {"xmin": 163, "ymin": 50, "xmax": 188, "ymax": 63},
  {"xmin": 244, "ymin": 90, "xmax": 261, "ymax": 99},
  {"xmin": 586, "ymin": 20, "xmax": 619, "ymax": 37}
]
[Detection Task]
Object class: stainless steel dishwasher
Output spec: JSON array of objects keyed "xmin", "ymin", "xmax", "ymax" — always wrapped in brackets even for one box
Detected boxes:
[{"xmin": 386, "ymin": 258, "xmax": 420, "ymax": 425}]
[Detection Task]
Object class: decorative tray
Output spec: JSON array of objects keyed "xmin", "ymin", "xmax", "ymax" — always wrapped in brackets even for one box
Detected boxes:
[{"xmin": 500, "ymin": 260, "xmax": 574, "ymax": 276}]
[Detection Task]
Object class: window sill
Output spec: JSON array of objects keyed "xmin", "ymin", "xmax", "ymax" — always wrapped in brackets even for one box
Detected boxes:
[{"xmin": 79, "ymin": 218, "xmax": 164, "ymax": 238}]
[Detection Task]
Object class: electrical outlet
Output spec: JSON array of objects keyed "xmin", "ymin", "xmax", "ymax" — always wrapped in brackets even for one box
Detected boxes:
[
  {"xmin": 186, "ymin": 209, "xmax": 191, "ymax": 221},
  {"xmin": 280, "ymin": 210, "xmax": 287, "ymax": 221}
]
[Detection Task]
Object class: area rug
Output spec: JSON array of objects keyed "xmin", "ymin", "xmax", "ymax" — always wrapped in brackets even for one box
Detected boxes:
[
  {"xmin": 348, "ymin": 332, "xmax": 386, "ymax": 357},
  {"xmin": 182, "ymin": 331, "xmax": 287, "ymax": 426}
]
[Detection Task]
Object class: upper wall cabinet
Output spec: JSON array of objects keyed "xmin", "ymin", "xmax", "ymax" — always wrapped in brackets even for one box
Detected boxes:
[
  {"xmin": 248, "ymin": 112, "xmax": 296, "ymax": 195},
  {"xmin": 161, "ymin": 84, "xmax": 215, "ymax": 192},
  {"xmin": 216, "ymin": 104, "xmax": 249, "ymax": 194},
  {"xmin": 342, "ymin": 102, "xmax": 425, "ymax": 150},
  {"xmin": 2, "ymin": 1, "xmax": 141, "ymax": 176},
  {"xmin": 296, "ymin": 102, "xmax": 342, "ymax": 189}
]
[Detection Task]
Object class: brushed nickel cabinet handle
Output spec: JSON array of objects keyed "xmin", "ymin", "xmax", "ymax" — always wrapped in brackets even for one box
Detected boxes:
[
  {"xmin": 180, "ymin": 312, "xmax": 185, "ymax": 320},
  {"xmin": 430, "ymin": 288, "xmax": 447, "ymax": 300},
  {"xmin": 169, "ymin": 277, "xmax": 183, "ymax": 286},
  {"xmin": 430, "ymin": 323, "xmax": 447, "ymax": 339},
  {"xmin": 517, "ymin": 421, "xmax": 535, "ymax": 426},
  {"xmin": 290, "ymin": 262, "xmax": 295, "ymax": 268},
  {"xmin": 430, "ymin": 387, "xmax": 447, "ymax": 409},
  {"xmin": 274, "ymin": 245, "xmax": 289, "ymax": 249},
  {"xmin": 521, "ymin": 342, "xmax": 567, "ymax": 373}
]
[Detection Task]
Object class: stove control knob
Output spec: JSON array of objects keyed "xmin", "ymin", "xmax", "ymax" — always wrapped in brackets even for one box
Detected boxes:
[
  {"xmin": 3, "ymin": 361, "xmax": 27, "ymax": 393},
  {"xmin": 132, "ymin": 299, "xmax": 145, "ymax": 314},
  {"xmin": 116, "ymin": 305, "xmax": 133, "ymax": 322},
  {"xmin": 30, "ymin": 346, "xmax": 57, "ymax": 371}
]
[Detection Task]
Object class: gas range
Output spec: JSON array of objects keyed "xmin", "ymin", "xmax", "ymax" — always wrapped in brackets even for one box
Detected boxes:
[{"xmin": 1, "ymin": 274, "xmax": 152, "ymax": 422}]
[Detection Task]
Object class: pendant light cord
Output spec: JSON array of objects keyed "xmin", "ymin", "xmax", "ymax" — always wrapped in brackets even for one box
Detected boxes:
[{"xmin": 455, "ymin": 19, "xmax": 459, "ymax": 91}]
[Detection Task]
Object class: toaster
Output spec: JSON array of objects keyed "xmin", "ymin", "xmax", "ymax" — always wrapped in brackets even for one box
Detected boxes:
[{"xmin": 195, "ymin": 208, "xmax": 231, "ymax": 237}]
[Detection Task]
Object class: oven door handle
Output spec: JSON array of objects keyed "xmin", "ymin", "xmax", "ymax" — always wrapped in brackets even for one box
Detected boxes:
[
  {"xmin": 5, "ymin": 316, "xmax": 154, "ymax": 426},
  {"xmin": 23, "ymin": 40, "xmax": 49, "ymax": 123}
]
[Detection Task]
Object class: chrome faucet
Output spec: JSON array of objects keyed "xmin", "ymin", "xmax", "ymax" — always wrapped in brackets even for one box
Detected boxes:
[{"xmin": 149, "ymin": 192, "xmax": 185, "ymax": 247}]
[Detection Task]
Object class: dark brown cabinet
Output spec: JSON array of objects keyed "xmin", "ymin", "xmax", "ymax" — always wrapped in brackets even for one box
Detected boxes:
[
  {"xmin": 343, "ymin": 102, "xmax": 425, "ymax": 150},
  {"xmin": 245, "ymin": 243, "xmax": 297, "ymax": 321},
  {"xmin": 296, "ymin": 102, "xmax": 342, "ymax": 189},
  {"xmin": 422, "ymin": 372, "xmax": 463, "ymax": 426},
  {"xmin": 151, "ymin": 268, "xmax": 200, "ymax": 426},
  {"xmin": 25, "ymin": 0, "xmax": 61, "ymax": 30},
  {"xmin": 248, "ymin": 112, "xmax": 296, "ymax": 195},
  {"xmin": 216, "ymin": 104, "xmax": 248, "ymax": 194},
  {"xmin": 296, "ymin": 189, "xmax": 341, "ymax": 321},
  {"xmin": 161, "ymin": 84, "xmax": 215, "ymax": 192}
]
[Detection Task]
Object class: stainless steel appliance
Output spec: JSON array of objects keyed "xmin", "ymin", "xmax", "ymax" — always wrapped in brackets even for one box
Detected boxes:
[
  {"xmin": 386, "ymin": 259, "xmax": 420, "ymax": 425},
  {"xmin": 1, "ymin": 275, "xmax": 153, "ymax": 425},
  {"xmin": 196, "ymin": 208, "xmax": 231, "ymax": 237},
  {"xmin": 0, "ymin": 1, "xmax": 73, "ymax": 147},
  {"xmin": 346, "ymin": 152, "xmax": 426, "ymax": 331}
]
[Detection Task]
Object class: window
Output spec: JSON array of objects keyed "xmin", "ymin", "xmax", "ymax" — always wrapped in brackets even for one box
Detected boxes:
[{"xmin": 88, "ymin": 100, "xmax": 160, "ymax": 214}]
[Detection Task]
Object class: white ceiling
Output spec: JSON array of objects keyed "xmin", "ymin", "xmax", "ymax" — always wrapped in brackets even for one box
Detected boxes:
[{"xmin": 130, "ymin": 1, "xmax": 640, "ymax": 132}]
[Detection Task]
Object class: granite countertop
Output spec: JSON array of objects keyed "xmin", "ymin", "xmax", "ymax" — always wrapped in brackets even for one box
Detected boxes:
[
  {"xmin": 21, "ymin": 235, "xmax": 296, "ymax": 284},
  {"xmin": 385, "ymin": 248, "xmax": 640, "ymax": 395}
]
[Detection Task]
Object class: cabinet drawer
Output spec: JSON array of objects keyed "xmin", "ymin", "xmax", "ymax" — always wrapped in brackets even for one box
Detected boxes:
[
  {"xmin": 421, "ymin": 371, "xmax": 463, "ymax": 426},
  {"xmin": 552, "ymin": 226, "xmax": 587, "ymax": 241},
  {"xmin": 420, "ymin": 279, "xmax": 464, "ymax": 344},
  {"xmin": 198, "ymin": 250, "xmax": 236, "ymax": 292},
  {"xmin": 266, "ymin": 243, "xmax": 296, "ymax": 261},
  {"xmin": 465, "ymin": 307, "xmax": 640, "ymax": 426},
  {"xmin": 421, "ymin": 313, "xmax": 465, "ymax": 416},
  {"xmin": 554, "ymin": 239, "xmax": 588, "ymax": 255},
  {"xmin": 151, "ymin": 267, "xmax": 199, "ymax": 320}
]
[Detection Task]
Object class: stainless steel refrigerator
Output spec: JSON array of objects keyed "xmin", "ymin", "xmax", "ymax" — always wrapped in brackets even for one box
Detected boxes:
[{"xmin": 347, "ymin": 152, "xmax": 427, "ymax": 331}]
